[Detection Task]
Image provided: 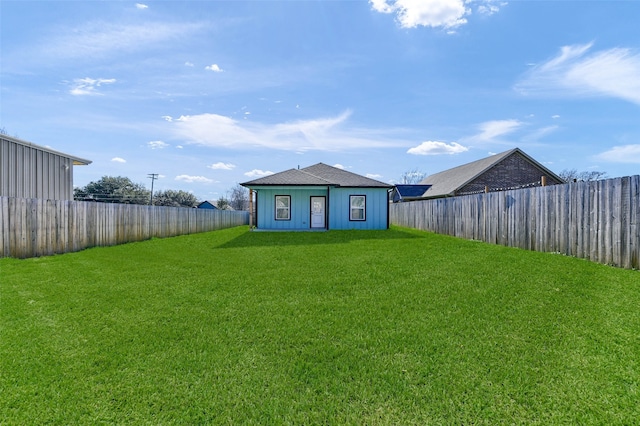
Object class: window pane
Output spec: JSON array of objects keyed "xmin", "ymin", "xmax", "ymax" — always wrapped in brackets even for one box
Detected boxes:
[
  {"xmin": 351, "ymin": 196, "xmax": 364, "ymax": 207},
  {"xmin": 275, "ymin": 195, "xmax": 290, "ymax": 220},
  {"xmin": 351, "ymin": 208, "xmax": 364, "ymax": 220},
  {"xmin": 276, "ymin": 197, "xmax": 289, "ymax": 208}
]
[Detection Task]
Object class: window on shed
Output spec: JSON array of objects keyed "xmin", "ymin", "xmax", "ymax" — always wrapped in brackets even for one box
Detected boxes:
[
  {"xmin": 349, "ymin": 195, "xmax": 366, "ymax": 221},
  {"xmin": 275, "ymin": 195, "xmax": 291, "ymax": 220}
]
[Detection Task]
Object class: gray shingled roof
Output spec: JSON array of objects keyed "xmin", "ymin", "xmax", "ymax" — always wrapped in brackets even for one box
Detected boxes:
[
  {"xmin": 418, "ymin": 148, "xmax": 561, "ymax": 198},
  {"xmin": 241, "ymin": 163, "xmax": 392, "ymax": 188}
]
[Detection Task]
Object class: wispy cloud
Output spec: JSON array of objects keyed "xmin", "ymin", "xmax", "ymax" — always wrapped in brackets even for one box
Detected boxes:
[
  {"xmin": 111, "ymin": 157, "xmax": 126, "ymax": 163},
  {"xmin": 41, "ymin": 21, "xmax": 204, "ymax": 61},
  {"xmin": 596, "ymin": 145, "xmax": 640, "ymax": 164},
  {"xmin": 472, "ymin": 119, "xmax": 523, "ymax": 141},
  {"xmin": 522, "ymin": 125, "xmax": 559, "ymax": 142},
  {"xmin": 208, "ymin": 162, "xmax": 236, "ymax": 170},
  {"xmin": 69, "ymin": 77, "xmax": 116, "ymax": 96},
  {"xmin": 175, "ymin": 175, "xmax": 215, "ymax": 183},
  {"xmin": 407, "ymin": 141, "xmax": 468, "ymax": 155},
  {"xmin": 148, "ymin": 140, "xmax": 169, "ymax": 149},
  {"xmin": 369, "ymin": 0, "xmax": 505, "ymax": 29},
  {"xmin": 135, "ymin": 3, "xmax": 148, "ymax": 10},
  {"xmin": 515, "ymin": 42, "xmax": 640, "ymax": 105},
  {"xmin": 169, "ymin": 110, "xmax": 402, "ymax": 152}
]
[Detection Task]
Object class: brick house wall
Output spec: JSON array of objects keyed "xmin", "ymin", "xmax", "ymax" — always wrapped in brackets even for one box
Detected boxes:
[{"xmin": 457, "ymin": 152, "xmax": 563, "ymax": 196}]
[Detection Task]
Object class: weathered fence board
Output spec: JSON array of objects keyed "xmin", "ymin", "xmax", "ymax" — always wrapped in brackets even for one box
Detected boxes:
[
  {"xmin": 0, "ymin": 198, "xmax": 249, "ymax": 259},
  {"xmin": 390, "ymin": 176, "xmax": 640, "ymax": 270}
]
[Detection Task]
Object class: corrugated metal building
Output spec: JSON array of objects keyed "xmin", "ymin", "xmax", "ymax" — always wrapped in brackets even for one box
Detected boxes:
[{"xmin": 0, "ymin": 134, "xmax": 91, "ymax": 201}]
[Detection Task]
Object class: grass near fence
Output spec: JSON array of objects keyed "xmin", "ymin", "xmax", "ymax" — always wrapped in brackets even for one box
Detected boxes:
[{"xmin": 1, "ymin": 226, "xmax": 639, "ymax": 424}]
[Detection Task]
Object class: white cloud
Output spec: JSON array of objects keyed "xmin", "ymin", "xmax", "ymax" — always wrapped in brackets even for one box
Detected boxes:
[
  {"xmin": 184, "ymin": 62, "xmax": 194, "ymax": 67},
  {"xmin": 474, "ymin": 119, "xmax": 523, "ymax": 141},
  {"xmin": 171, "ymin": 110, "xmax": 401, "ymax": 152},
  {"xmin": 333, "ymin": 164, "xmax": 346, "ymax": 170},
  {"xmin": 515, "ymin": 42, "xmax": 640, "ymax": 105},
  {"xmin": 208, "ymin": 162, "xmax": 236, "ymax": 170},
  {"xmin": 111, "ymin": 157, "xmax": 126, "ymax": 163},
  {"xmin": 175, "ymin": 175, "xmax": 214, "ymax": 183},
  {"xmin": 148, "ymin": 140, "xmax": 169, "ymax": 149},
  {"xmin": 135, "ymin": 3, "xmax": 148, "ymax": 10},
  {"xmin": 370, "ymin": 0, "xmax": 504, "ymax": 29},
  {"xmin": 596, "ymin": 145, "xmax": 640, "ymax": 164},
  {"xmin": 366, "ymin": 173, "xmax": 383, "ymax": 179},
  {"xmin": 244, "ymin": 169, "xmax": 274, "ymax": 178},
  {"xmin": 205, "ymin": 64, "xmax": 223, "ymax": 72},
  {"xmin": 69, "ymin": 77, "xmax": 116, "ymax": 96},
  {"xmin": 407, "ymin": 141, "xmax": 468, "ymax": 155}
]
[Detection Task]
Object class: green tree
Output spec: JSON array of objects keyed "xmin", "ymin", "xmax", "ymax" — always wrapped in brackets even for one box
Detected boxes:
[
  {"xmin": 216, "ymin": 196, "xmax": 230, "ymax": 210},
  {"xmin": 153, "ymin": 190, "xmax": 199, "ymax": 207},
  {"xmin": 74, "ymin": 176, "xmax": 150, "ymax": 204}
]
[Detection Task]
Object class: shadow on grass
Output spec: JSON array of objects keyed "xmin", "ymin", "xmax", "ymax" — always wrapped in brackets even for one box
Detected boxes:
[{"xmin": 214, "ymin": 227, "xmax": 426, "ymax": 249}]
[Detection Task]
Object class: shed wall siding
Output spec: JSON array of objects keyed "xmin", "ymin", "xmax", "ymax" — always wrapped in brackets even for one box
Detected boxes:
[{"xmin": 1, "ymin": 137, "xmax": 75, "ymax": 200}]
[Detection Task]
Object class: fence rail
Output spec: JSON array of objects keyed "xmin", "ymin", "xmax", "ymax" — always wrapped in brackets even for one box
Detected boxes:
[
  {"xmin": 390, "ymin": 175, "xmax": 640, "ymax": 270},
  {"xmin": 0, "ymin": 197, "xmax": 249, "ymax": 259}
]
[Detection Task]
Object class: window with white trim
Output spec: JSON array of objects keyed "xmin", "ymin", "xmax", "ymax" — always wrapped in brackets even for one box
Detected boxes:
[
  {"xmin": 275, "ymin": 195, "xmax": 291, "ymax": 220},
  {"xmin": 349, "ymin": 195, "xmax": 366, "ymax": 221}
]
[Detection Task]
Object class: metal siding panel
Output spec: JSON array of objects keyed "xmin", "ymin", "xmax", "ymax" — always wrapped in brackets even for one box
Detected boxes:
[{"xmin": 0, "ymin": 139, "xmax": 8, "ymax": 196}]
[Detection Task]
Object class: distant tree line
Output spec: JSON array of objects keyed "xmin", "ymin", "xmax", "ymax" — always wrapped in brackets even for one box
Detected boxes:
[{"xmin": 74, "ymin": 176, "xmax": 249, "ymax": 209}]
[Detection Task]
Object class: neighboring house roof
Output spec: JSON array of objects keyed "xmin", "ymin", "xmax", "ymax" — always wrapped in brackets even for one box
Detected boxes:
[
  {"xmin": 418, "ymin": 148, "xmax": 563, "ymax": 199},
  {"xmin": 242, "ymin": 163, "xmax": 393, "ymax": 188},
  {"xmin": 197, "ymin": 201, "xmax": 218, "ymax": 209},
  {"xmin": 391, "ymin": 184, "xmax": 432, "ymax": 202}
]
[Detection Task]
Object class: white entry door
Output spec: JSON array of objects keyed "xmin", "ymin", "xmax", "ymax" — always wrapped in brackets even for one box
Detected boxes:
[{"xmin": 310, "ymin": 197, "xmax": 326, "ymax": 228}]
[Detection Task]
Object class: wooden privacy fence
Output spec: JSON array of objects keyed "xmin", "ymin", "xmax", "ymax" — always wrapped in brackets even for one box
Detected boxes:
[
  {"xmin": 0, "ymin": 197, "xmax": 249, "ymax": 259},
  {"xmin": 390, "ymin": 175, "xmax": 640, "ymax": 270}
]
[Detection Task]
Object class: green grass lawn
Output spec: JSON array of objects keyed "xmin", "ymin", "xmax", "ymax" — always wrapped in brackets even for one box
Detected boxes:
[{"xmin": 1, "ymin": 226, "xmax": 639, "ymax": 424}]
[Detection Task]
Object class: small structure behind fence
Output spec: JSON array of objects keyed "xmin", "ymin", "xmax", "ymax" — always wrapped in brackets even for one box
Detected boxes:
[
  {"xmin": 0, "ymin": 197, "xmax": 249, "ymax": 259},
  {"xmin": 390, "ymin": 175, "xmax": 640, "ymax": 270}
]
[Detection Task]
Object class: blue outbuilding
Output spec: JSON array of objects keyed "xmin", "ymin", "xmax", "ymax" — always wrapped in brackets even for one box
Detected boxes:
[{"xmin": 241, "ymin": 163, "xmax": 393, "ymax": 231}]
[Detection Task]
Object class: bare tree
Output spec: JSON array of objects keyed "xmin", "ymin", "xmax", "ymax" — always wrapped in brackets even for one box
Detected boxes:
[
  {"xmin": 399, "ymin": 168, "xmax": 427, "ymax": 184},
  {"xmin": 559, "ymin": 169, "xmax": 608, "ymax": 183},
  {"xmin": 228, "ymin": 183, "xmax": 249, "ymax": 210}
]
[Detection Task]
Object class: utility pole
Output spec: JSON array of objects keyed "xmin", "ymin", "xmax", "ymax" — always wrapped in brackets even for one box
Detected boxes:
[{"xmin": 148, "ymin": 173, "xmax": 158, "ymax": 205}]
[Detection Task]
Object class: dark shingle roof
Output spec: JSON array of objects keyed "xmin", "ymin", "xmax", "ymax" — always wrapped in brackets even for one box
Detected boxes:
[
  {"xmin": 241, "ymin": 163, "xmax": 392, "ymax": 188},
  {"xmin": 418, "ymin": 148, "xmax": 562, "ymax": 198},
  {"xmin": 418, "ymin": 149, "xmax": 517, "ymax": 198}
]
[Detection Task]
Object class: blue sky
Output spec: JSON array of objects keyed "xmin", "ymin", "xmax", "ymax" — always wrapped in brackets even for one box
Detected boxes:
[{"xmin": 2, "ymin": 0, "xmax": 639, "ymax": 201}]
